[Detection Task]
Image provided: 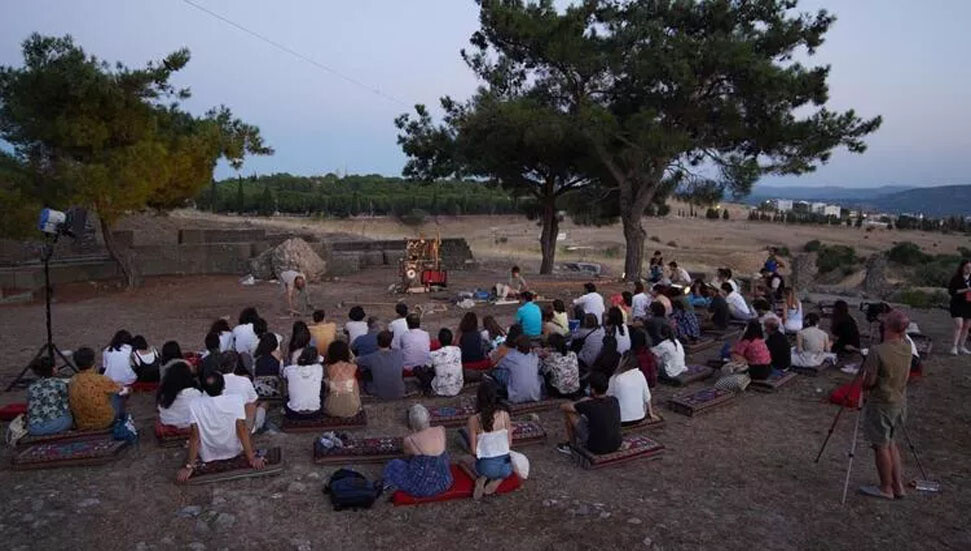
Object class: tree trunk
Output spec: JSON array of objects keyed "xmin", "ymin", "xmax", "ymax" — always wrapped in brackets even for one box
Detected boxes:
[
  {"xmin": 539, "ymin": 199, "xmax": 559, "ymax": 275},
  {"xmin": 99, "ymin": 217, "xmax": 136, "ymax": 288},
  {"xmin": 621, "ymin": 208, "xmax": 646, "ymax": 281}
]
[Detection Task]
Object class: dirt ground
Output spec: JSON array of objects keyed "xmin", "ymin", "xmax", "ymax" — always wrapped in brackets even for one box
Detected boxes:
[{"xmin": 1, "ymin": 263, "xmax": 969, "ymax": 551}]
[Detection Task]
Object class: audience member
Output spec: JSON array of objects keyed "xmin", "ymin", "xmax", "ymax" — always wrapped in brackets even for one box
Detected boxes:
[
  {"xmin": 671, "ymin": 300, "xmax": 701, "ymax": 342},
  {"xmin": 631, "ymin": 281, "xmax": 651, "ymax": 320},
  {"xmin": 356, "ymin": 330, "xmax": 406, "ymax": 400},
  {"xmin": 351, "ymin": 317, "xmax": 383, "ymax": 357},
  {"xmin": 763, "ymin": 318, "xmax": 791, "ymax": 371},
  {"xmin": 26, "ymin": 357, "xmax": 73, "ymax": 436},
  {"xmin": 209, "ymin": 319, "xmax": 234, "ymax": 352},
  {"xmin": 103, "ymin": 330, "xmax": 136, "ymax": 386},
  {"xmin": 573, "ymin": 315, "xmax": 605, "ymax": 369},
  {"xmin": 216, "ymin": 351, "xmax": 265, "ymax": 432},
  {"xmin": 782, "ymin": 288, "xmax": 804, "ymax": 333},
  {"xmin": 69, "ymin": 347, "xmax": 124, "ymax": 431},
  {"xmin": 831, "ymin": 300, "xmax": 862, "ymax": 355},
  {"xmin": 308, "ymin": 309, "xmax": 337, "ymax": 357},
  {"xmin": 288, "ymin": 321, "xmax": 312, "ymax": 365},
  {"xmin": 232, "ymin": 307, "xmax": 261, "ymax": 355},
  {"xmin": 456, "ymin": 312, "xmax": 487, "ymax": 363},
  {"xmin": 156, "ymin": 361, "xmax": 202, "ymax": 429},
  {"xmin": 390, "ymin": 303, "xmax": 409, "ymax": 349},
  {"xmin": 516, "ymin": 291, "xmax": 542, "ymax": 338},
  {"xmin": 604, "ymin": 306, "xmax": 631, "ymax": 354},
  {"xmin": 541, "ymin": 333, "xmax": 580, "ymax": 398},
  {"xmin": 651, "ymin": 324, "xmax": 687, "ymax": 379},
  {"xmin": 282, "ymin": 347, "xmax": 325, "ymax": 419},
  {"xmin": 792, "ymin": 313, "xmax": 836, "ymax": 367},
  {"xmin": 732, "ymin": 321, "xmax": 773, "ymax": 380},
  {"xmin": 345, "ymin": 306, "xmax": 369, "ymax": 347},
  {"xmin": 557, "ymin": 372, "xmax": 622, "ymax": 455},
  {"xmin": 382, "ymin": 404, "xmax": 453, "ymax": 497},
  {"xmin": 493, "ymin": 335, "xmax": 543, "ymax": 403},
  {"xmin": 607, "ymin": 354, "xmax": 658, "ymax": 425},
  {"xmin": 323, "ymin": 341, "xmax": 362, "ymax": 418},
  {"xmin": 466, "ymin": 382, "xmax": 513, "ymax": 500},
  {"xmin": 428, "ymin": 329, "xmax": 463, "ymax": 397},
  {"xmin": 573, "ymin": 282, "xmax": 605, "ymax": 323},
  {"xmin": 400, "ymin": 313, "xmax": 431, "ymax": 372}
]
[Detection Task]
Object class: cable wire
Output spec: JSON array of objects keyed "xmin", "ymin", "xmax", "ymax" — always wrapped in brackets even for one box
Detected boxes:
[{"xmin": 180, "ymin": 0, "xmax": 410, "ymax": 107}]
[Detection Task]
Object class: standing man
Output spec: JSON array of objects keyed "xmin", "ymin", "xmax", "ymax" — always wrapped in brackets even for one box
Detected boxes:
[
  {"xmin": 280, "ymin": 269, "xmax": 311, "ymax": 316},
  {"xmin": 858, "ymin": 310, "xmax": 911, "ymax": 500},
  {"xmin": 516, "ymin": 291, "xmax": 543, "ymax": 339}
]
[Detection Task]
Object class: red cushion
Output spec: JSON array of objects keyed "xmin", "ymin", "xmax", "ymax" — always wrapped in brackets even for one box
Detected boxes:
[
  {"xmin": 0, "ymin": 403, "xmax": 27, "ymax": 421},
  {"xmin": 391, "ymin": 464, "xmax": 521, "ymax": 506},
  {"xmin": 829, "ymin": 378, "xmax": 863, "ymax": 407},
  {"xmin": 131, "ymin": 381, "xmax": 159, "ymax": 393},
  {"xmin": 462, "ymin": 359, "xmax": 492, "ymax": 371}
]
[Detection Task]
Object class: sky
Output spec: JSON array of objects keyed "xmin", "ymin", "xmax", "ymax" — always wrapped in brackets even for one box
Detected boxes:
[{"xmin": 1, "ymin": 0, "xmax": 969, "ymax": 189}]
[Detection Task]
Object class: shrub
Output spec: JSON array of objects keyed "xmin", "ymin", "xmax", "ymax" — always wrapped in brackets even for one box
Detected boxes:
[
  {"xmin": 604, "ymin": 246, "xmax": 621, "ymax": 258},
  {"xmin": 891, "ymin": 289, "xmax": 949, "ymax": 309},
  {"xmin": 649, "ymin": 235, "xmax": 661, "ymax": 243},
  {"xmin": 804, "ymin": 240, "xmax": 821, "ymax": 253},
  {"xmin": 910, "ymin": 254, "xmax": 961, "ymax": 287},
  {"xmin": 816, "ymin": 244, "xmax": 857, "ymax": 275},
  {"xmin": 775, "ymin": 246, "xmax": 791, "ymax": 257},
  {"xmin": 887, "ymin": 242, "xmax": 930, "ymax": 266},
  {"xmin": 722, "ymin": 210, "xmax": 729, "ymax": 220},
  {"xmin": 399, "ymin": 208, "xmax": 429, "ymax": 227},
  {"xmin": 666, "ymin": 241, "xmax": 677, "ymax": 248},
  {"xmin": 959, "ymin": 246, "xmax": 971, "ymax": 258},
  {"xmin": 705, "ymin": 208, "xmax": 720, "ymax": 219}
]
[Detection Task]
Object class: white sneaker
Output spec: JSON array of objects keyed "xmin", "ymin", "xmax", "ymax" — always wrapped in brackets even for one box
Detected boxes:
[
  {"xmin": 961, "ymin": 347, "xmax": 971, "ymax": 355},
  {"xmin": 951, "ymin": 346, "xmax": 960, "ymax": 356}
]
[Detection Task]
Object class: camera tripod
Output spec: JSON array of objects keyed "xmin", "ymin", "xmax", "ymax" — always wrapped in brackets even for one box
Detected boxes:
[{"xmin": 5, "ymin": 235, "xmax": 77, "ymax": 391}]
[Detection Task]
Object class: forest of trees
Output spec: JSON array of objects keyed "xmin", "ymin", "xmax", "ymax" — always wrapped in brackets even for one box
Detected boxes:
[{"xmin": 195, "ymin": 173, "xmax": 522, "ymax": 217}]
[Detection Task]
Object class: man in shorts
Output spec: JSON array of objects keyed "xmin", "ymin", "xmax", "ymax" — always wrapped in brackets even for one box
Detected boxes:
[
  {"xmin": 556, "ymin": 372, "xmax": 621, "ymax": 455},
  {"xmin": 858, "ymin": 309, "xmax": 911, "ymax": 500},
  {"xmin": 279, "ymin": 269, "xmax": 311, "ymax": 316}
]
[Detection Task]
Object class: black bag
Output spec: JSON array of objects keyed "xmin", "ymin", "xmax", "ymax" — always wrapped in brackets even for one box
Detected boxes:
[{"xmin": 324, "ymin": 468, "xmax": 382, "ymax": 511}]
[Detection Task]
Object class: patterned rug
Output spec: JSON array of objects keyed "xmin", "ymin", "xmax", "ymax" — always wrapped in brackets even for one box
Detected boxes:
[
  {"xmin": 667, "ymin": 387, "xmax": 736, "ymax": 417},
  {"xmin": 506, "ymin": 398, "xmax": 565, "ymax": 415},
  {"xmin": 313, "ymin": 436, "xmax": 405, "ymax": 465},
  {"xmin": 280, "ymin": 410, "xmax": 368, "ymax": 433},
  {"xmin": 751, "ymin": 371, "xmax": 798, "ymax": 392},
  {"xmin": 791, "ymin": 364, "xmax": 824, "ymax": 377},
  {"xmin": 621, "ymin": 414, "xmax": 665, "ymax": 433},
  {"xmin": 391, "ymin": 463, "xmax": 521, "ymax": 506},
  {"xmin": 660, "ymin": 364, "xmax": 715, "ymax": 387},
  {"xmin": 456, "ymin": 420, "xmax": 549, "ymax": 452},
  {"xmin": 428, "ymin": 402, "xmax": 477, "ymax": 428},
  {"xmin": 570, "ymin": 434, "xmax": 665, "ymax": 470},
  {"xmin": 12, "ymin": 435, "xmax": 129, "ymax": 470},
  {"xmin": 17, "ymin": 427, "xmax": 113, "ymax": 449},
  {"xmin": 184, "ymin": 447, "xmax": 284, "ymax": 485},
  {"xmin": 155, "ymin": 419, "xmax": 191, "ymax": 448}
]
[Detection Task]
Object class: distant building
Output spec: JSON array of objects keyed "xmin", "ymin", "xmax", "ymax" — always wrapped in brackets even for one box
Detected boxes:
[
  {"xmin": 772, "ymin": 199, "xmax": 793, "ymax": 212},
  {"xmin": 793, "ymin": 201, "xmax": 810, "ymax": 213},
  {"xmin": 810, "ymin": 202, "xmax": 827, "ymax": 214},
  {"xmin": 823, "ymin": 205, "xmax": 842, "ymax": 218}
]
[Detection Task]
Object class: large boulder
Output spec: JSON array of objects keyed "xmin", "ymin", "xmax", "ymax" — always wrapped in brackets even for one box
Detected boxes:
[
  {"xmin": 790, "ymin": 252, "xmax": 818, "ymax": 292},
  {"xmin": 248, "ymin": 238, "xmax": 327, "ymax": 281},
  {"xmin": 863, "ymin": 253, "xmax": 891, "ymax": 299}
]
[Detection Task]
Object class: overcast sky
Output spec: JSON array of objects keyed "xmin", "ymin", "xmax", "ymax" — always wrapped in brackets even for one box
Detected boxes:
[{"xmin": 1, "ymin": 0, "xmax": 969, "ymax": 188}]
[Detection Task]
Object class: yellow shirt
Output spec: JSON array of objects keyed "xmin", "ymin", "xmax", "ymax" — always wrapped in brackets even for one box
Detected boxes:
[
  {"xmin": 309, "ymin": 322, "xmax": 337, "ymax": 357},
  {"xmin": 69, "ymin": 370, "xmax": 120, "ymax": 430}
]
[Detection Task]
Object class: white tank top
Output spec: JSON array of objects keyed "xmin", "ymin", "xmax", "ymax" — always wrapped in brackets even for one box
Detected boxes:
[{"xmin": 475, "ymin": 428, "xmax": 510, "ymax": 459}]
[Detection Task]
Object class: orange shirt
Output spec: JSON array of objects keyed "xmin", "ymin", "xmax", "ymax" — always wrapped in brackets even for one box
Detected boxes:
[
  {"xmin": 69, "ymin": 370, "xmax": 120, "ymax": 430},
  {"xmin": 308, "ymin": 322, "xmax": 337, "ymax": 357}
]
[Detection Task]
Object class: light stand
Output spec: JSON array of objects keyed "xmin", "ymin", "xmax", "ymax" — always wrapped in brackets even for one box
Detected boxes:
[{"xmin": 5, "ymin": 234, "xmax": 77, "ymax": 391}]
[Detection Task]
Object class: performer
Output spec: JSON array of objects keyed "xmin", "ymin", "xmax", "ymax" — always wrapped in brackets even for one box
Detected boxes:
[{"xmin": 279, "ymin": 269, "xmax": 312, "ymax": 316}]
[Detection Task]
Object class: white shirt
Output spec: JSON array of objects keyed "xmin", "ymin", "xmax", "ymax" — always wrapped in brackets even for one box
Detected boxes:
[
  {"xmin": 725, "ymin": 291, "xmax": 752, "ymax": 319},
  {"xmin": 607, "ymin": 369, "xmax": 652, "ymax": 423},
  {"xmin": 232, "ymin": 323, "xmax": 259, "ymax": 355},
  {"xmin": 476, "ymin": 428, "xmax": 511, "ymax": 459},
  {"xmin": 344, "ymin": 321, "xmax": 369, "ymax": 346},
  {"xmin": 222, "ymin": 373, "xmax": 258, "ymax": 404},
  {"xmin": 573, "ymin": 292, "xmax": 605, "ymax": 323},
  {"xmin": 610, "ymin": 326, "xmax": 632, "ymax": 355},
  {"xmin": 631, "ymin": 293, "xmax": 651, "ymax": 319},
  {"xmin": 430, "ymin": 345, "xmax": 464, "ymax": 397},
  {"xmin": 283, "ymin": 364, "xmax": 324, "ymax": 412},
  {"xmin": 400, "ymin": 329, "xmax": 431, "ymax": 368},
  {"xmin": 218, "ymin": 331, "xmax": 234, "ymax": 353},
  {"xmin": 389, "ymin": 317, "xmax": 409, "ymax": 349},
  {"xmin": 189, "ymin": 393, "xmax": 246, "ymax": 462},
  {"xmin": 672, "ymin": 267, "xmax": 691, "ymax": 284},
  {"xmin": 103, "ymin": 345, "xmax": 136, "ymax": 386},
  {"xmin": 158, "ymin": 387, "xmax": 202, "ymax": 428},
  {"xmin": 651, "ymin": 339, "xmax": 687, "ymax": 378},
  {"xmin": 279, "ymin": 270, "xmax": 305, "ymax": 289},
  {"xmin": 784, "ymin": 302, "xmax": 804, "ymax": 333}
]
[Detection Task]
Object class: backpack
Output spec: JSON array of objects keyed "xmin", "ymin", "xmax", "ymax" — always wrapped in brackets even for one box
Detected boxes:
[{"xmin": 324, "ymin": 468, "xmax": 382, "ymax": 511}]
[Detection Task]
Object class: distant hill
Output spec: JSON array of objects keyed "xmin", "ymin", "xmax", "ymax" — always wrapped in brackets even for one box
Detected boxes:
[{"xmin": 743, "ymin": 184, "xmax": 971, "ymax": 217}]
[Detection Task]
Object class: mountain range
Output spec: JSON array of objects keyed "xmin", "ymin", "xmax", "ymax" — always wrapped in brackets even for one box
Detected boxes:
[{"xmin": 744, "ymin": 184, "xmax": 971, "ymax": 217}]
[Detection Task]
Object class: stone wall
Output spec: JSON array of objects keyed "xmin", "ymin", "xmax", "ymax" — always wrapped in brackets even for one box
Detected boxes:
[{"xmin": 0, "ymin": 229, "xmax": 476, "ymax": 290}]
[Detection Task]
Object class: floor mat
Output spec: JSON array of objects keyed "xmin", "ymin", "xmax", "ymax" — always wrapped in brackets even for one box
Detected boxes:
[
  {"xmin": 183, "ymin": 447, "xmax": 284, "ymax": 485},
  {"xmin": 667, "ymin": 387, "xmax": 736, "ymax": 417},
  {"xmin": 16, "ymin": 427, "xmax": 113, "ymax": 449},
  {"xmin": 569, "ymin": 434, "xmax": 665, "ymax": 470},
  {"xmin": 313, "ymin": 436, "xmax": 405, "ymax": 465},
  {"xmin": 506, "ymin": 398, "xmax": 565, "ymax": 415},
  {"xmin": 281, "ymin": 410, "xmax": 368, "ymax": 433},
  {"xmin": 155, "ymin": 419, "xmax": 190, "ymax": 447},
  {"xmin": 0, "ymin": 402, "xmax": 27, "ymax": 421},
  {"xmin": 391, "ymin": 463, "xmax": 521, "ymax": 506},
  {"xmin": 660, "ymin": 364, "xmax": 714, "ymax": 387},
  {"xmin": 791, "ymin": 364, "xmax": 824, "ymax": 377},
  {"xmin": 428, "ymin": 402, "xmax": 477, "ymax": 428},
  {"xmin": 751, "ymin": 371, "xmax": 798, "ymax": 392},
  {"xmin": 621, "ymin": 414, "xmax": 665, "ymax": 433},
  {"xmin": 683, "ymin": 338, "xmax": 717, "ymax": 355},
  {"xmin": 12, "ymin": 434, "xmax": 129, "ymax": 470}
]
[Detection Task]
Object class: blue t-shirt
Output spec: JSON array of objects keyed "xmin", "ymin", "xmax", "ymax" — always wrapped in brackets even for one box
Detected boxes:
[{"xmin": 516, "ymin": 302, "xmax": 542, "ymax": 337}]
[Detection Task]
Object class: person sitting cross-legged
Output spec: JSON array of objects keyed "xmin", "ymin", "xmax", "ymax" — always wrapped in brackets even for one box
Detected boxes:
[
  {"xmin": 491, "ymin": 335, "xmax": 543, "ymax": 403},
  {"xmin": 515, "ymin": 291, "xmax": 543, "ymax": 339},
  {"xmin": 355, "ymin": 330, "xmax": 406, "ymax": 400},
  {"xmin": 651, "ymin": 324, "xmax": 688, "ymax": 380},
  {"xmin": 732, "ymin": 321, "xmax": 773, "ymax": 380},
  {"xmin": 540, "ymin": 333, "xmax": 580, "ymax": 398},
  {"xmin": 282, "ymin": 347, "xmax": 325, "ymax": 420},
  {"xmin": 69, "ymin": 347, "xmax": 126, "ymax": 431},
  {"xmin": 671, "ymin": 299, "xmax": 701, "ymax": 342},
  {"xmin": 607, "ymin": 352, "xmax": 659, "ymax": 426},
  {"xmin": 428, "ymin": 328, "xmax": 464, "ymax": 397},
  {"xmin": 324, "ymin": 341, "xmax": 362, "ymax": 418},
  {"xmin": 382, "ymin": 404, "xmax": 453, "ymax": 497},
  {"xmin": 176, "ymin": 369, "xmax": 266, "ymax": 483},
  {"xmin": 351, "ymin": 317, "xmax": 384, "ymax": 357},
  {"xmin": 156, "ymin": 361, "xmax": 202, "ymax": 429},
  {"xmin": 792, "ymin": 313, "xmax": 836, "ymax": 367},
  {"xmin": 307, "ymin": 309, "xmax": 337, "ymax": 358},
  {"xmin": 724, "ymin": 282, "xmax": 755, "ymax": 321},
  {"xmin": 556, "ymin": 372, "xmax": 622, "ymax": 456},
  {"xmin": 466, "ymin": 381, "xmax": 514, "ymax": 500},
  {"xmin": 400, "ymin": 313, "xmax": 431, "ymax": 374},
  {"xmin": 763, "ymin": 317, "xmax": 791, "ymax": 372},
  {"xmin": 26, "ymin": 357, "xmax": 73, "ymax": 436},
  {"xmin": 215, "ymin": 351, "xmax": 266, "ymax": 433}
]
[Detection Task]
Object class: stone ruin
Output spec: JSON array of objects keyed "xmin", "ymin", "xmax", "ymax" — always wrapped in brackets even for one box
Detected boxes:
[{"xmin": 247, "ymin": 238, "xmax": 327, "ymax": 281}]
